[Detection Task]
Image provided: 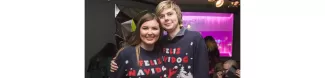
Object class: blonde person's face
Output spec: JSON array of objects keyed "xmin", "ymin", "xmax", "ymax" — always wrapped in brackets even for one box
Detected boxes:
[
  {"xmin": 140, "ymin": 20, "xmax": 160, "ymax": 45},
  {"xmin": 158, "ymin": 8, "xmax": 179, "ymax": 32}
]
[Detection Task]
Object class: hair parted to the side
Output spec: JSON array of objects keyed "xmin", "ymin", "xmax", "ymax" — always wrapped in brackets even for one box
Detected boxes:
[
  {"xmin": 155, "ymin": 0, "xmax": 183, "ymax": 27},
  {"xmin": 113, "ymin": 10, "xmax": 163, "ymax": 66}
]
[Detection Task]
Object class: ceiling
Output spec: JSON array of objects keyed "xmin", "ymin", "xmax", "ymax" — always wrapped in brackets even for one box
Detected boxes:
[
  {"xmin": 140, "ymin": 0, "xmax": 210, "ymax": 4},
  {"xmin": 173, "ymin": 0, "xmax": 210, "ymax": 4}
]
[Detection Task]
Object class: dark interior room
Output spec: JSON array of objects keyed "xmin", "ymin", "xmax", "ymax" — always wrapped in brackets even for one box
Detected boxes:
[{"xmin": 85, "ymin": 0, "xmax": 240, "ymax": 78}]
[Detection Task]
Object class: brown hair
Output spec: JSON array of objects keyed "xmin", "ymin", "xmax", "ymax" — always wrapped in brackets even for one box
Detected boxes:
[
  {"xmin": 155, "ymin": 0, "xmax": 183, "ymax": 27},
  {"xmin": 205, "ymin": 36, "xmax": 220, "ymax": 58},
  {"xmin": 205, "ymin": 36, "xmax": 218, "ymax": 52},
  {"xmin": 114, "ymin": 11, "xmax": 163, "ymax": 65}
]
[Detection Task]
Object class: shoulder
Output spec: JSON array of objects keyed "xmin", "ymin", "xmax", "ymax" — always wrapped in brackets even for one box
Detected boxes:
[
  {"xmin": 185, "ymin": 30, "xmax": 204, "ymax": 42},
  {"xmin": 185, "ymin": 30, "xmax": 203, "ymax": 38},
  {"xmin": 118, "ymin": 46, "xmax": 136, "ymax": 58},
  {"xmin": 160, "ymin": 35, "xmax": 169, "ymax": 44}
]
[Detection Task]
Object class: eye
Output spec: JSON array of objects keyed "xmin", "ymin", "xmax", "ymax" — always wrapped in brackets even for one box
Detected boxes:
[
  {"xmin": 142, "ymin": 26, "xmax": 148, "ymax": 30},
  {"xmin": 167, "ymin": 12, "xmax": 172, "ymax": 16},
  {"xmin": 159, "ymin": 15, "xmax": 164, "ymax": 19},
  {"xmin": 152, "ymin": 27, "xmax": 159, "ymax": 30}
]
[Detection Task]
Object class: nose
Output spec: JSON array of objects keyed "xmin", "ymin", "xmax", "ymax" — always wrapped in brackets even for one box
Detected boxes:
[
  {"xmin": 161, "ymin": 15, "xmax": 169, "ymax": 22},
  {"xmin": 165, "ymin": 16, "xmax": 170, "ymax": 21},
  {"xmin": 147, "ymin": 29, "xmax": 154, "ymax": 35}
]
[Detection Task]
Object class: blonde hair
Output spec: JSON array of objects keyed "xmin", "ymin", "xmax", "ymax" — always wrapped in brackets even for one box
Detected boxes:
[
  {"xmin": 155, "ymin": 0, "xmax": 183, "ymax": 27},
  {"xmin": 224, "ymin": 59, "xmax": 238, "ymax": 68}
]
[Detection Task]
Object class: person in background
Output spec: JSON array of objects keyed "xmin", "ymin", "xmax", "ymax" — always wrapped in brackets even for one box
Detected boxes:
[
  {"xmin": 213, "ymin": 62, "xmax": 224, "ymax": 78},
  {"xmin": 219, "ymin": 60, "xmax": 240, "ymax": 78},
  {"xmin": 110, "ymin": 10, "xmax": 166, "ymax": 78},
  {"xmin": 204, "ymin": 36, "xmax": 221, "ymax": 78}
]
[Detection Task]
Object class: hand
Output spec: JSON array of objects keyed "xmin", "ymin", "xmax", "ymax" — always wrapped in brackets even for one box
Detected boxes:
[
  {"xmin": 235, "ymin": 69, "xmax": 240, "ymax": 77},
  {"xmin": 217, "ymin": 71, "xmax": 223, "ymax": 78},
  {"xmin": 110, "ymin": 59, "xmax": 118, "ymax": 72},
  {"xmin": 209, "ymin": 69, "xmax": 215, "ymax": 74}
]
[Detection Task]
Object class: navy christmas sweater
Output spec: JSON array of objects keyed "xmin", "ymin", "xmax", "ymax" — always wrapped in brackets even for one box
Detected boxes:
[
  {"xmin": 161, "ymin": 27, "xmax": 209, "ymax": 78},
  {"xmin": 111, "ymin": 46, "xmax": 167, "ymax": 78}
]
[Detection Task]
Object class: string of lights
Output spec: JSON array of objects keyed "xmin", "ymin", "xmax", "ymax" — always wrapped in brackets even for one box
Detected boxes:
[{"xmin": 208, "ymin": 0, "xmax": 240, "ymax": 8}]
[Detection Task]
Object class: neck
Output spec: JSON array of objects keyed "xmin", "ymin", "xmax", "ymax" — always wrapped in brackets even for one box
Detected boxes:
[
  {"xmin": 140, "ymin": 42, "xmax": 154, "ymax": 51},
  {"xmin": 167, "ymin": 26, "xmax": 181, "ymax": 40}
]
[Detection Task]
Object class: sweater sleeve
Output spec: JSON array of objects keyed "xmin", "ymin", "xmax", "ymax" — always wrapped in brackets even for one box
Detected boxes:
[
  {"xmin": 111, "ymin": 50, "xmax": 127, "ymax": 78},
  {"xmin": 193, "ymin": 33, "xmax": 210, "ymax": 78}
]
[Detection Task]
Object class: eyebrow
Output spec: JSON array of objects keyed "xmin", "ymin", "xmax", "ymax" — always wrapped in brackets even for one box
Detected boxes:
[
  {"xmin": 161, "ymin": 10, "xmax": 173, "ymax": 14},
  {"xmin": 142, "ymin": 25, "xmax": 159, "ymax": 27},
  {"xmin": 152, "ymin": 26, "xmax": 159, "ymax": 27}
]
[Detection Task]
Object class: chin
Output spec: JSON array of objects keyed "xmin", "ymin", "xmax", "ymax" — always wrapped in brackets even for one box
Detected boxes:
[
  {"xmin": 143, "ymin": 41, "xmax": 156, "ymax": 45},
  {"xmin": 163, "ymin": 26, "xmax": 175, "ymax": 31},
  {"xmin": 162, "ymin": 26, "xmax": 171, "ymax": 29}
]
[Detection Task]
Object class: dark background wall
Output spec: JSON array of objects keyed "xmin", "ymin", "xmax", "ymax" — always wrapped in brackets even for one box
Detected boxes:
[
  {"xmin": 85, "ymin": 0, "xmax": 115, "ymax": 74},
  {"xmin": 232, "ymin": 11, "xmax": 240, "ymax": 61}
]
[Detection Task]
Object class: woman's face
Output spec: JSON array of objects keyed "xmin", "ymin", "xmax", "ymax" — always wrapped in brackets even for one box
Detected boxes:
[{"xmin": 140, "ymin": 19, "xmax": 161, "ymax": 45}]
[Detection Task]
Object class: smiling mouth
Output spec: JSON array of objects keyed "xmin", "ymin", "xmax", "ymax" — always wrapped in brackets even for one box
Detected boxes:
[
  {"xmin": 145, "ymin": 36, "xmax": 155, "ymax": 41},
  {"xmin": 164, "ymin": 23, "xmax": 171, "ymax": 26},
  {"xmin": 147, "ymin": 37, "xmax": 153, "ymax": 39}
]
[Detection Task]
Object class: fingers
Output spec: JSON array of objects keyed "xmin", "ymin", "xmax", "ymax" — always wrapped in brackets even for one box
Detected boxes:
[
  {"xmin": 110, "ymin": 67, "xmax": 117, "ymax": 72},
  {"xmin": 110, "ymin": 60, "xmax": 118, "ymax": 72},
  {"xmin": 217, "ymin": 71, "xmax": 223, "ymax": 78},
  {"xmin": 236, "ymin": 69, "xmax": 240, "ymax": 74},
  {"xmin": 217, "ymin": 71, "xmax": 222, "ymax": 76},
  {"xmin": 236, "ymin": 74, "xmax": 240, "ymax": 77},
  {"xmin": 110, "ymin": 65, "xmax": 118, "ymax": 72},
  {"xmin": 111, "ymin": 60, "xmax": 117, "ymax": 65},
  {"xmin": 236, "ymin": 70, "xmax": 240, "ymax": 77},
  {"xmin": 111, "ymin": 64, "xmax": 118, "ymax": 70}
]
